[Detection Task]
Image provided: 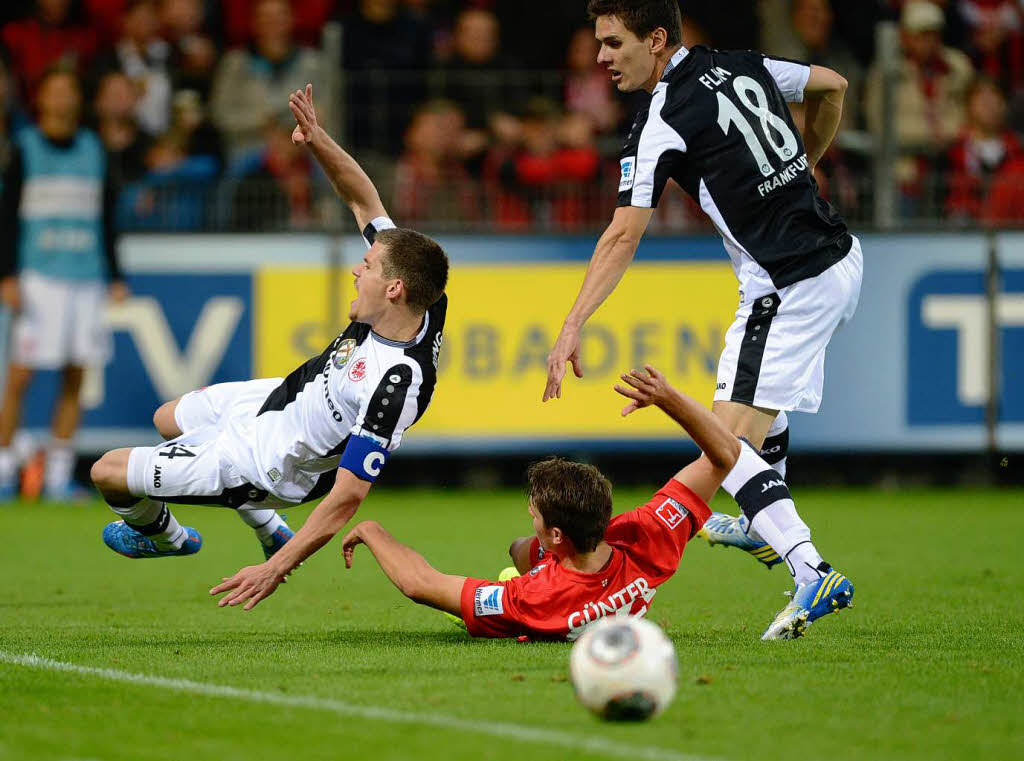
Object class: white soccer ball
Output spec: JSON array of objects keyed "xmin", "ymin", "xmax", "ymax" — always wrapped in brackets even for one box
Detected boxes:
[{"xmin": 568, "ymin": 616, "xmax": 678, "ymax": 721}]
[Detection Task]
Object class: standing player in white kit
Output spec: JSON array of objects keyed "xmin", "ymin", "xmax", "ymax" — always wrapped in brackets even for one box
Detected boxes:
[{"xmin": 90, "ymin": 85, "xmax": 449, "ymax": 611}]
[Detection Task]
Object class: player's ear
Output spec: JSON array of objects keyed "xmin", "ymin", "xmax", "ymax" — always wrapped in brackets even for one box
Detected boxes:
[
  {"xmin": 550, "ymin": 526, "xmax": 564, "ymax": 547},
  {"xmin": 386, "ymin": 279, "xmax": 405, "ymax": 303},
  {"xmin": 649, "ymin": 27, "xmax": 667, "ymax": 55}
]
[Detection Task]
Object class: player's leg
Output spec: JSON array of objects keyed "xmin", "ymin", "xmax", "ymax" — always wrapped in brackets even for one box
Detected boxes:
[
  {"xmin": 0, "ymin": 364, "xmax": 35, "ymax": 498},
  {"xmin": 237, "ymin": 503, "xmax": 294, "ymax": 559},
  {"xmin": 90, "ymin": 446, "xmax": 201, "ymax": 557},
  {"xmin": 152, "ymin": 399, "xmax": 184, "ymax": 440},
  {"xmin": 43, "ymin": 364, "xmax": 85, "ymax": 499},
  {"xmin": 0, "ymin": 271, "xmax": 70, "ymax": 498},
  {"xmin": 759, "ymin": 410, "xmax": 788, "ymax": 478},
  {"xmin": 713, "ymin": 403, "xmax": 824, "ymax": 574},
  {"xmin": 154, "ymin": 379, "xmax": 295, "ymax": 556}
]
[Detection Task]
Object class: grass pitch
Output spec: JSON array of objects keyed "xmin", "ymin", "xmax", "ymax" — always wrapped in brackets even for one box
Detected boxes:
[{"xmin": 1, "ymin": 486, "xmax": 1022, "ymax": 761}]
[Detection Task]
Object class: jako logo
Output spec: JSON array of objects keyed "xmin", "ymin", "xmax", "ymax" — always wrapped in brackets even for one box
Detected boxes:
[
  {"xmin": 761, "ymin": 479, "xmax": 785, "ymax": 492},
  {"xmin": 153, "ymin": 465, "xmax": 162, "ymax": 488}
]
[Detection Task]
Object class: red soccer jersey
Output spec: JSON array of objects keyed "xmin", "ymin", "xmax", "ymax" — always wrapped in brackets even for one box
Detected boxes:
[{"xmin": 460, "ymin": 479, "xmax": 711, "ymax": 641}]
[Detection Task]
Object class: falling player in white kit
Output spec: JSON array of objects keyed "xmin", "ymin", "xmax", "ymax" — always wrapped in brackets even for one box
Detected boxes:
[{"xmin": 91, "ymin": 85, "xmax": 449, "ymax": 611}]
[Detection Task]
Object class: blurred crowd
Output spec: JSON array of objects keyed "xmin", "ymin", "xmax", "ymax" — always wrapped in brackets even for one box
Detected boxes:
[{"xmin": 0, "ymin": 0, "xmax": 1022, "ymax": 232}]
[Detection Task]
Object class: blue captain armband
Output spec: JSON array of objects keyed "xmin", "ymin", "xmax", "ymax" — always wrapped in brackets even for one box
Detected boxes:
[{"xmin": 340, "ymin": 435, "xmax": 390, "ymax": 482}]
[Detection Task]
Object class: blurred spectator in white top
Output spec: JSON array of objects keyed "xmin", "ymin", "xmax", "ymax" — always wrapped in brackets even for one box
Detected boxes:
[
  {"xmin": 866, "ymin": 1, "xmax": 974, "ymax": 152},
  {"xmin": 210, "ymin": 0, "xmax": 334, "ymax": 159},
  {"xmin": 564, "ymin": 26, "xmax": 622, "ymax": 135},
  {"xmin": 96, "ymin": 0, "xmax": 173, "ymax": 136}
]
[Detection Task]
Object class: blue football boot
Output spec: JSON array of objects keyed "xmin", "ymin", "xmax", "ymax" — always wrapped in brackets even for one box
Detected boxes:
[
  {"xmin": 698, "ymin": 512, "xmax": 782, "ymax": 568},
  {"xmin": 761, "ymin": 568, "xmax": 854, "ymax": 640},
  {"xmin": 102, "ymin": 521, "xmax": 202, "ymax": 558},
  {"xmin": 261, "ymin": 523, "xmax": 295, "ymax": 561}
]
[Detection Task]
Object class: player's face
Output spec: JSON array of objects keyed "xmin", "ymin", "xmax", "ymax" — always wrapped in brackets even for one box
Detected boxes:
[
  {"xmin": 349, "ymin": 243, "xmax": 396, "ymax": 323},
  {"xmin": 594, "ymin": 15, "xmax": 657, "ymax": 93},
  {"xmin": 37, "ymin": 73, "xmax": 82, "ymax": 130}
]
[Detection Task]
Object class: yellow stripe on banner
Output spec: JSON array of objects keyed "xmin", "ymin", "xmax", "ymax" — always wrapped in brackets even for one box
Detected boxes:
[
  {"xmin": 256, "ymin": 262, "xmax": 738, "ymax": 439},
  {"xmin": 812, "ymin": 571, "xmax": 836, "ymax": 607}
]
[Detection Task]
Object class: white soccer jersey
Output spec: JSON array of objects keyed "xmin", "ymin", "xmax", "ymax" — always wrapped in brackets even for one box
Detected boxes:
[
  {"xmin": 127, "ymin": 217, "xmax": 446, "ymax": 508},
  {"xmin": 221, "ymin": 293, "xmax": 445, "ymax": 502}
]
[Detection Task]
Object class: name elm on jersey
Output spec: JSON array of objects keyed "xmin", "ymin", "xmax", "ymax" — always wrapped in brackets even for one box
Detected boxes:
[
  {"xmin": 566, "ymin": 576, "xmax": 657, "ymax": 639},
  {"xmin": 757, "ymin": 154, "xmax": 809, "ymax": 197},
  {"xmin": 698, "ymin": 66, "xmax": 733, "ymax": 90}
]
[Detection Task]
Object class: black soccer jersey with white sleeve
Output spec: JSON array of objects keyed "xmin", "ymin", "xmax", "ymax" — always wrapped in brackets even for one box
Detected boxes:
[{"xmin": 617, "ymin": 46, "xmax": 852, "ymax": 294}]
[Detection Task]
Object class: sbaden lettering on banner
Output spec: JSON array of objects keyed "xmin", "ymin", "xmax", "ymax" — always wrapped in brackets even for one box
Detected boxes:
[{"xmin": 449, "ymin": 322, "xmax": 721, "ymax": 380}]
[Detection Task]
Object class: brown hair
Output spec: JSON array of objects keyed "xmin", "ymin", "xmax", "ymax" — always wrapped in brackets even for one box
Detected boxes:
[
  {"xmin": 527, "ymin": 457, "xmax": 613, "ymax": 553},
  {"xmin": 376, "ymin": 228, "xmax": 449, "ymax": 312},
  {"xmin": 587, "ymin": 0, "xmax": 684, "ymax": 47}
]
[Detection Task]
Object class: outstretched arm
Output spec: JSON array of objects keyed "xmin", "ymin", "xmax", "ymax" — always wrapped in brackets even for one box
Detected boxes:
[
  {"xmin": 615, "ymin": 366, "xmax": 741, "ymax": 501},
  {"xmin": 801, "ymin": 65, "xmax": 848, "ymax": 169},
  {"xmin": 289, "ymin": 84, "xmax": 388, "ymax": 231},
  {"xmin": 210, "ymin": 469, "xmax": 372, "ymax": 610},
  {"xmin": 543, "ymin": 205, "xmax": 654, "ymax": 401},
  {"xmin": 342, "ymin": 521, "xmax": 465, "ymax": 615}
]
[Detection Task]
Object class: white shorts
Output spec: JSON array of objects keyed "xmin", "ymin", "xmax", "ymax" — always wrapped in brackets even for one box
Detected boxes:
[
  {"xmin": 128, "ymin": 378, "xmax": 291, "ymax": 508},
  {"xmin": 714, "ymin": 236, "xmax": 863, "ymax": 413},
  {"xmin": 11, "ymin": 271, "xmax": 111, "ymax": 369},
  {"xmin": 173, "ymin": 378, "xmax": 282, "ymax": 434}
]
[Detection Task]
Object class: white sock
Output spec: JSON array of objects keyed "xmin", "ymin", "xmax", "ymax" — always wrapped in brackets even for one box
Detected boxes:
[
  {"xmin": 751, "ymin": 504, "xmax": 825, "ymax": 585},
  {"xmin": 759, "ymin": 411, "xmax": 788, "ymax": 479},
  {"xmin": 44, "ymin": 439, "xmax": 75, "ymax": 494},
  {"xmin": 0, "ymin": 447, "xmax": 16, "ymax": 487},
  {"xmin": 111, "ymin": 496, "xmax": 186, "ymax": 549},
  {"xmin": 237, "ymin": 505, "xmax": 286, "ymax": 545},
  {"xmin": 721, "ymin": 440, "xmax": 827, "ymax": 586}
]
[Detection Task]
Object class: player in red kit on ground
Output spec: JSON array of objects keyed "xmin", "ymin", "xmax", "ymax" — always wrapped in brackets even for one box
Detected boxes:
[{"xmin": 341, "ymin": 365, "xmax": 797, "ymax": 641}]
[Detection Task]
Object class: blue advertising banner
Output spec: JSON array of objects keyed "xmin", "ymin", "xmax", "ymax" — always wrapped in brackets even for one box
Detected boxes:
[
  {"xmin": 19, "ymin": 273, "xmax": 252, "ymax": 442},
  {"xmin": 4, "ymin": 232, "xmax": 1021, "ymax": 453}
]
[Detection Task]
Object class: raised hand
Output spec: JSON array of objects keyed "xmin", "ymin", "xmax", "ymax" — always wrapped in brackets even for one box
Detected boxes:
[
  {"xmin": 289, "ymin": 83, "xmax": 319, "ymax": 146},
  {"xmin": 613, "ymin": 364, "xmax": 671, "ymax": 416}
]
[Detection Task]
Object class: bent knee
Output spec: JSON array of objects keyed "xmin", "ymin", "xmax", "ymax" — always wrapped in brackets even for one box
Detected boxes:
[
  {"xmin": 153, "ymin": 400, "xmax": 182, "ymax": 440},
  {"xmin": 90, "ymin": 448, "xmax": 132, "ymax": 496}
]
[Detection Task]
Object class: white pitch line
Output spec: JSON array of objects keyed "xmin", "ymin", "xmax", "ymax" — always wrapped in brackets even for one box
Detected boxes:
[{"xmin": 0, "ymin": 651, "xmax": 718, "ymax": 761}]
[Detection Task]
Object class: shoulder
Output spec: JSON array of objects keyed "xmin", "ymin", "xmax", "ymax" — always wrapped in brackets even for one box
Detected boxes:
[{"xmin": 404, "ymin": 294, "xmax": 447, "ymax": 372}]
